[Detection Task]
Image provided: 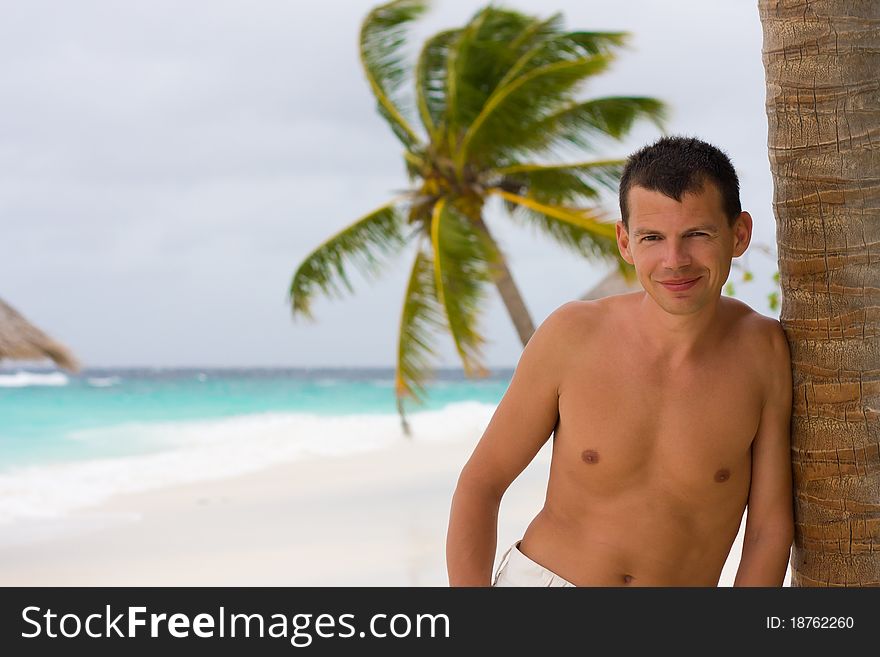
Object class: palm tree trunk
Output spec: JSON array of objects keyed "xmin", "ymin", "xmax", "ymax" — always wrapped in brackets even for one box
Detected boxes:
[
  {"xmin": 759, "ymin": 0, "xmax": 880, "ymax": 586},
  {"xmin": 473, "ymin": 214, "xmax": 536, "ymax": 346}
]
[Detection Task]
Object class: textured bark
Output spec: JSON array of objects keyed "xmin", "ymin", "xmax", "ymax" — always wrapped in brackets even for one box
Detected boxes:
[
  {"xmin": 759, "ymin": 0, "xmax": 880, "ymax": 586},
  {"xmin": 473, "ymin": 215, "xmax": 536, "ymax": 347}
]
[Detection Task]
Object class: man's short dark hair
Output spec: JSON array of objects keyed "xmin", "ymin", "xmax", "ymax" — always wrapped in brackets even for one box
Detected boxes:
[{"xmin": 618, "ymin": 136, "xmax": 742, "ymax": 229}]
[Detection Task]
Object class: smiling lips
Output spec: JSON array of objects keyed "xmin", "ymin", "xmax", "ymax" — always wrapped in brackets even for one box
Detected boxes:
[{"xmin": 659, "ymin": 277, "xmax": 701, "ymax": 291}]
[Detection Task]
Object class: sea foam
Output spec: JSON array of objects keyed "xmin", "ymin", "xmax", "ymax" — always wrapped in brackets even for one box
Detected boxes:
[
  {"xmin": 87, "ymin": 376, "xmax": 121, "ymax": 388},
  {"xmin": 0, "ymin": 401, "xmax": 495, "ymax": 524},
  {"xmin": 0, "ymin": 371, "xmax": 69, "ymax": 387}
]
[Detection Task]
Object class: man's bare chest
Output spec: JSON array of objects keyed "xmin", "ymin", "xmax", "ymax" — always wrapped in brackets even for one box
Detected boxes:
[{"xmin": 554, "ymin": 346, "xmax": 764, "ymax": 496}]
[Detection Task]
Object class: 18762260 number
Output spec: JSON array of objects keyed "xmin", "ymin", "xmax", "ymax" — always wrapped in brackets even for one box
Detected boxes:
[
  {"xmin": 790, "ymin": 617, "xmax": 854, "ymax": 629},
  {"xmin": 766, "ymin": 616, "xmax": 855, "ymax": 630}
]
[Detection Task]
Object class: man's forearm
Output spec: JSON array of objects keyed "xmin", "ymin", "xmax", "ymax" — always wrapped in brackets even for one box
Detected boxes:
[
  {"xmin": 733, "ymin": 533, "xmax": 793, "ymax": 586},
  {"xmin": 446, "ymin": 480, "xmax": 503, "ymax": 587}
]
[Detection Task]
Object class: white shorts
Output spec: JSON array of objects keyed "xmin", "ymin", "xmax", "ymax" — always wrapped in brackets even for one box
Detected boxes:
[{"xmin": 492, "ymin": 540, "xmax": 576, "ymax": 587}]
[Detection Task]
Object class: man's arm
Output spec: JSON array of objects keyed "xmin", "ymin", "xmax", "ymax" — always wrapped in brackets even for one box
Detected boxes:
[
  {"xmin": 446, "ymin": 302, "xmax": 580, "ymax": 586},
  {"xmin": 734, "ymin": 320, "xmax": 795, "ymax": 587}
]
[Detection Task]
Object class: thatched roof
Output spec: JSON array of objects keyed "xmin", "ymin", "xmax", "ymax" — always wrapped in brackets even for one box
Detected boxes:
[
  {"xmin": 0, "ymin": 298, "xmax": 80, "ymax": 372},
  {"xmin": 580, "ymin": 268, "xmax": 643, "ymax": 301}
]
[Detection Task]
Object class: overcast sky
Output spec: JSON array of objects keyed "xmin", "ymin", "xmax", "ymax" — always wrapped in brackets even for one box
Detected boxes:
[{"xmin": 0, "ymin": 0, "xmax": 778, "ymax": 368}]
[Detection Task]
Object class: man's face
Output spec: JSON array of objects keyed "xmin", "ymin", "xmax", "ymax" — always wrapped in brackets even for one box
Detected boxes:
[{"xmin": 615, "ymin": 182, "xmax": 752, "ymax": 316}]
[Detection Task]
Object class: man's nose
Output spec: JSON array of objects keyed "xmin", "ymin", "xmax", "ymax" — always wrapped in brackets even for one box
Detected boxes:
[{"xmin": 662, "ymin": 239, "xmax": 691, "ymax": 269}]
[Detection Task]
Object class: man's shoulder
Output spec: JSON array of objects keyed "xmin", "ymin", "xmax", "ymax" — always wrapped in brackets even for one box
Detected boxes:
[
  {"xmin": 539, "ymin": 294, "xmax": 631, "ymax": 337},
  {"xmin": 544, "ymin": 299, "xmax": 596, "ymax": 325},
  {"xmin": 721, "ymin": 298, "xmax": 791, "ymax": 394},
  {"xmin": 722, "ymin": 296, "xmax": 785, "ymax": 342},
  {"xmin": 536, "ymin": 300, "xmax": 584, "ymax": 333}
]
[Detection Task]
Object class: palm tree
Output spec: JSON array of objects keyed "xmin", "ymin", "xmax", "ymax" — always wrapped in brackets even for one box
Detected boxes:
[
  {"xmin": 290, "ymin": 1, "xmax": 665, "ymax": 430},
  {"xmin": 759, "ymin": 1, "xmax": 880, "ymax": 586}
]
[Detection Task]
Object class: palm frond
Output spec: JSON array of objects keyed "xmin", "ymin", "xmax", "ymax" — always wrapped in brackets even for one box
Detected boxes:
[
  {"xmin": 484, "ymin": 96, "xmax": 667, "ymax": 167},
  {"xmin": 444, "ymin": 7, "xmax": 490, "ymax": 154},
  {"xmin": 554, "ymin": 31, "xmax": 629, "ymax": 55},
  {"xmin": 495, "ymin": 31, "xmax": 629, "ymax": 96},
  {"xmin": 415, "ymin": 28, "xmax": 461, "ymax": 140},
  {"xmin": 492, "ymin": 159, "xmax": 625, "ymax": 206},
  {"xmin": 395, "ymin": 240, "xmax": 447, "ymax": 403},
  {"xmin": 290, "ymin": 201, "xmax": 411, "ymax": 318},
  {"xmin": 489, "ymin": 188, "xmax": 621, "ymax": 264},
  {"xmin": 445, "ymin": 7, "xmax": 561, "ymax": 154},
  {"xmin": 537, "ymin": 96, "xmax": 668, "ymax": 153},
  {"xmin": 403, "ymin": 149, "xmax": 428, "ymax": 181},
  {"xmin": 452, "ymin": 27, "xmax": 630, "ymax": 169},
  {"xmin": 360, "ymin": 0, "xmax": 429, "ymax": 150},
  {"xmin": 507, "ymin": 12, "xmax": 565, "ymax": 53},
  {"xmin": 455, "ymin": 54, "xmax": 613, "ymax": 171},
  {"xmin": 429, "ymin": 198, "xmax": 493, "ymax": 376}
]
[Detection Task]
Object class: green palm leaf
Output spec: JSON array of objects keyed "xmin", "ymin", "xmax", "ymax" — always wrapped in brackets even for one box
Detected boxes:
[
  {"xmin": 290, "ymin": 202, "xmax": 411, "ymax": 318},
  {"xmin": 444, "ymin": 8, "xmax": 562, "ymax": 152},
  {"xmin": 484, "ymin": 96, "xmax": 667, "ymax": 167},
  {"xmin": 492, "ymin": 159, "xmax": 625, "ymax": 206},
  {"xmin": 489, "ymin": 188, "xmax": 621, "ymax": 262},
  {"xmin": 395, "ymin": 240, "xmax": 447, "ymax": 403},
  {"xmin": 495, "ymin": 30, "xmax": 628, "ymax": 95},
  {"xmin": 506, "ymin": 13, "xmax": 565, "ymax": 53},
  {"xmin": 455, "ymin": 54, "xmax": 613, "ymax": 171},
  {"xmin": 415, "ymin": 28, "xmax": 461, "ymax": 140},
  {"xmin": 429, "ymin": 199, "xmax": 493, "ymax": 377},
  {"xmin": 443, "ymin": 7, "xmax": 491, "ymax": 154},
  {"xmin": 360, "ymin": 0, "xmax": 429, "ymax": 150},
  {"xmin": 416, "ymin": 12, "xmax": 558, "ymax": 146},
  {"xmin": 452, "ymin": 28, "xmax": 630, "ymax": 169},
  {"xmin": 549, "ymin": 30, "xmax": 628, "ymax": 56},
  {"xmin": 537, "ymin": 96, "xmax": 668, "ymax": 153}
]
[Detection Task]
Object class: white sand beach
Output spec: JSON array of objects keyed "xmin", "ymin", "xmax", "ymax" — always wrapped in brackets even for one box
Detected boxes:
[{"xmin": 0, "ymin": 431, "xmax": 788, "ymax": 587}]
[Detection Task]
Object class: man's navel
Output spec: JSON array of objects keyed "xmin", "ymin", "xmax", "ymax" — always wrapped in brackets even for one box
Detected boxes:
[
  {"xmin": 581, "ymin": 449, "xmax": 600, "ymax": 464},
  {"xmin": 714, "ymin": 468, "xmax": 731, "ymax": 483}
]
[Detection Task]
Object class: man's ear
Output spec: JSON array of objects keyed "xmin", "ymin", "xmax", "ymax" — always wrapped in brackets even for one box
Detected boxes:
[
  {"xmin": 616, "ymin": 221, "xmax": 634, "ymax": 265},
  {"xmin": 732, "ymin": 211, "xmax": 752, "ymax": 257}
]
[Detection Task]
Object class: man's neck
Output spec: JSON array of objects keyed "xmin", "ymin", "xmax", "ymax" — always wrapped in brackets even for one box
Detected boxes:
[{"xmin": 635, "ymin": 292, "xmax": 723, "ymax": 364}]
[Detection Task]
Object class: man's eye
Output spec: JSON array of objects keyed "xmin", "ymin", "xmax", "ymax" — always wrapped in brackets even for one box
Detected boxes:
[
  {"xmin": 641, "ymin": 236, "xmax": 660, "ymax": 242},
  {"xmin": 689, "ymin": 232, "xmax": 707, "ymax": 237}
]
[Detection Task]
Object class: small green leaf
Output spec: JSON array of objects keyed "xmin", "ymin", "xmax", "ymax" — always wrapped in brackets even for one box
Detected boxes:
[
  {"xmin": 768, "ymin": 291, "xmax": 779, "ymax": 311},
  {"xmin": 772, "ymin": 271, "xmax": 780, "ymax": 284},
  {"xmin": 724, "ymin": 282, "xmax": 735, "ymax": 296},
  {"xmin": 742, "ymin": 270, "xmax": 753, "ymax": 282}
]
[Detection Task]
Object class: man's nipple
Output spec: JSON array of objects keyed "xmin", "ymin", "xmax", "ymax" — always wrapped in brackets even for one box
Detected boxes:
[
  {"xmin": 581, "ymin": 449, "xmax": 600, "ymax": 464},
  {"xmin": 714, "ymin": 468, "xmax": 731, "ymax": 483}
]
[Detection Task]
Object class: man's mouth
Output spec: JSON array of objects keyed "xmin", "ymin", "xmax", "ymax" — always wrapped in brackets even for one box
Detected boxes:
[{"xmin": 659, "ymin": 277, "xmax": 701, "ymax": 291}]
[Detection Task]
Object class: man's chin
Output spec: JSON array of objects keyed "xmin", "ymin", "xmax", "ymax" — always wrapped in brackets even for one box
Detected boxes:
[{"xmin": 646, "ymin": 289, "xmax": 709, "ymax": 316}]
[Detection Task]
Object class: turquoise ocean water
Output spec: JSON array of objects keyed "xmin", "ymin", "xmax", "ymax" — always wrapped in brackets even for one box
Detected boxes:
[{"xmin": 0, "ymin": 367, "xmax": 511, "ymax": 524}]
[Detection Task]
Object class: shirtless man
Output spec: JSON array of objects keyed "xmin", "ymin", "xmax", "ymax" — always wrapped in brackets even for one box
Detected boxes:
[{"xmin": 446, "ymin": 136, "xmax": 794, "ymax": 587}]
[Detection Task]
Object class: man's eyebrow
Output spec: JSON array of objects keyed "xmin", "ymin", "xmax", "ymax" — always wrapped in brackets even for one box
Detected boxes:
[{"xmin": 632, "ymin": 225, "xmax": 720, "ymax": 236}]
